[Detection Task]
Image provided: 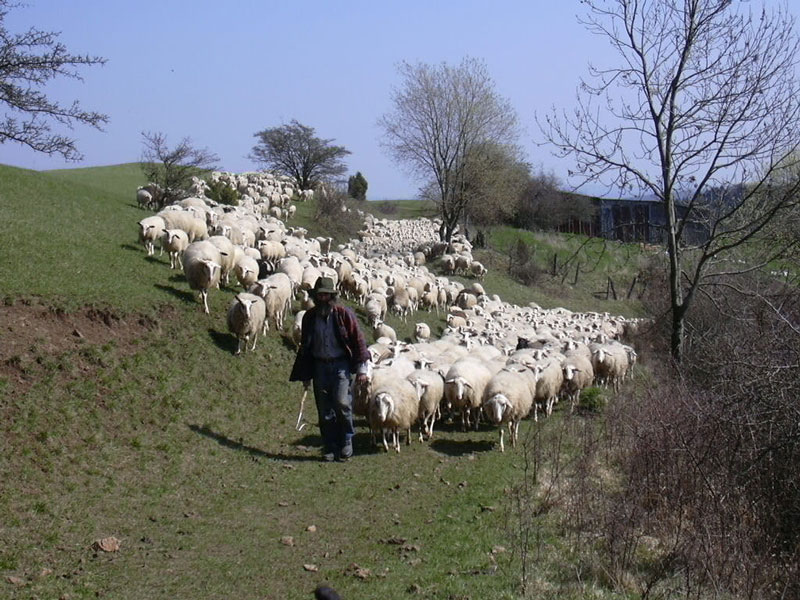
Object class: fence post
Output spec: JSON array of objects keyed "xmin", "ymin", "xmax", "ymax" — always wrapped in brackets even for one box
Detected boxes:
[
  {"xmin": 626, "ymin": 275, "xmax": 638, "ymax": 299},
  {"xmin": 608, "ymin": 277, "xmax": 617, "ymax": 300}
]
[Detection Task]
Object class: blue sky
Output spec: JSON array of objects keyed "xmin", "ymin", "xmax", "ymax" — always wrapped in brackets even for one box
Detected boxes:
[{"xmin": 0, "ymin": 0, "xmax": 770, "ymax": 199}]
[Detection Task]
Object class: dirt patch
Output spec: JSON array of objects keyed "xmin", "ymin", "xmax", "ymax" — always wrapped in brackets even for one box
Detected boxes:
[{"xmin": 0, "ymin": 300, "xmax": 165, "ymax": 393}]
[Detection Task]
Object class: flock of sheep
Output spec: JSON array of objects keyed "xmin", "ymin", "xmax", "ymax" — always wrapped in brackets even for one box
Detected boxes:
[{"xmin": 136, "ymin": 171, "xmax": 643, "ymax": 453}]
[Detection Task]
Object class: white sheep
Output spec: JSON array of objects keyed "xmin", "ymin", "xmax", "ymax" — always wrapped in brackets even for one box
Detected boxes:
[
  {"xmin": 136, "ymin": 188, "xmax": 154, "ymax": 210},
  {"xmin": 367, "ymin": 377, "xmax": 421, "ymax": 452},
  {"xmin": 482, "ymin": 365, "xmax": 536, "ymax": 451},
  {"xmin": 183, "ymin": 241, "xmax": 222, "ymax": 314},
  {"xmin": 291, "ymin": 309, "xmax": 306, "ymax": 349},
  {"xmin": 443, "ymin": 358, "xmax": 493, "ymax": 430},
  {"xmin": 469, "ymin": 260, "xmax": 488, "ymax": 280},
  {"xmin": 414, "ymin": 322, "xmax": 431, "ymax": 343},
  {"xmin": 251, "ymin": 272, "xmax": 293, "ymax": 331},
  {"xmin": 158, "ymin": 209, "xmax": 208, "ymax": 242},
  {"xmin": 591, "ymin": 343, "xmax": 630, "ymax": 392},
  {"xmin": 373, "ymin": 319, "xmax": 397, "ymax": 344},
  {"xmin": 138, "ymin": 216, "xmax": 166, "ymax": 256},
  {"xmin": 207, "ymin": 235, "xmax": 236, "ymax": 285},
  {"xmin": 406, "ymin": 368, "xmax": 444, "ymax": 441},
  {"xmin": 226, "ymin": 293, "xmax": 267, "ymax": 355},
  {"xmin": 533, "ymin": 358, "xmax": 565, "ymax": 418},
  {"xmin": 161, "ymin": 229, "xmax": 189, "ymax": 269},
  {"xmin": 561, "ymin": 355, "xmax": 594, "ymax": 412},
  {"xmin": 234, "ymin": 254, "xmax": 260, "ymax": 289}
]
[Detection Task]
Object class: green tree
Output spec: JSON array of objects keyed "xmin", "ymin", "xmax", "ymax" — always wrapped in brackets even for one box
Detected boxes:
[
  {"xmin": 0, "ymin": 0, "xmax": 108, "ymax": 160},
  {"xmin": 139, "ymin": 131, "xmax": 220, "ymax": 209},
  {"xmin": 542, "ymin": 0, "xmax": 800, "ymax": 361},
  {"xmin": 249, "ymin": 120, "xmax": 351, "ymax": 190},
  {"xmin": 347, "ymin": 171, "xmax": 368, "ymax": 201},
  {"xmin": 379, "ymin": 57, "xmax": 520, "ymax": 242}
]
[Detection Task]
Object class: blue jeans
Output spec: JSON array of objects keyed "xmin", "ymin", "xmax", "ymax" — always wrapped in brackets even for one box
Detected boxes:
[{"xmin": 312, "ymin": 358, "xmax": 355, "ymax": 454}]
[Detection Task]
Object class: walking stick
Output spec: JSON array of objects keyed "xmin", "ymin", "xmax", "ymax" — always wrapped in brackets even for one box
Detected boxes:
[{"xmin": 295, "ymin": 387, "xmax": 308, "ymax": 431}]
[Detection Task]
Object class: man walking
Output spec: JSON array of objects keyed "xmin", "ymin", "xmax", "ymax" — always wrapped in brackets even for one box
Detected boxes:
[{"xmin": 289, "ymin": 277, "xmax": 370, "ymax": 462}]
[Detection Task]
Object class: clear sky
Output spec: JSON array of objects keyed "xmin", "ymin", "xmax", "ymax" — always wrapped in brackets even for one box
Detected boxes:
[{"xmin": 0, "ymin": 1, "xmax": 786, "ymax": 199}]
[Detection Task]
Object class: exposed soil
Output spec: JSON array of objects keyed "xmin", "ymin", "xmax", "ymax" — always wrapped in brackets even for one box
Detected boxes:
[{"xmin": 0, "ymin": 300, "xmax": 165, "ymax": 394}]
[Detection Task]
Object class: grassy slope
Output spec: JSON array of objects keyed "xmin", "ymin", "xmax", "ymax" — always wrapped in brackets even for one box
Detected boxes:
[{"xmin": 0, "ymin": 164, "xmax": 636, "ymax": 600}]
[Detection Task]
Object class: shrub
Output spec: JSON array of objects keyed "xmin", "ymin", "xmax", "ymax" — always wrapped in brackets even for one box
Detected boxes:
[
  {"xmin": 205, "ymin": 180, "xmax": 239, "ymax": 206},
  {"xmin": 577, "ymin": 386, "xmax": 606, "ymax": 414}
]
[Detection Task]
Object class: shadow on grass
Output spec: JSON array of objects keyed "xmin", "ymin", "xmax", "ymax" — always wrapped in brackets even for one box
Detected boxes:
[
  {"xmin": 189, "ymin": 424, "xmax": 322, "ymax": 462},
  {"xmin": 209, "ymin": 328, "xmax": 237, "ymax": 354},
  {"xmin": 121, "ymin": 243, "xmax": 143, "ymax": 253},
  {"xmin": 278, "ymin": 332, "xmax": 297, "ymax": 352},
  {"xmin": 429, "ymin": 438, "xmax": 495, "ymax": 456},
  {"xmin": 154, "ymin": 283, "xmax": 195, "ymax": 304}
]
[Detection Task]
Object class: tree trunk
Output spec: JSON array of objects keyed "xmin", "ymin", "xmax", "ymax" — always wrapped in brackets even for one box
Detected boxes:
[{"xmin": 665, "ymin": 194, "xmax": 685, "ymax": 362}]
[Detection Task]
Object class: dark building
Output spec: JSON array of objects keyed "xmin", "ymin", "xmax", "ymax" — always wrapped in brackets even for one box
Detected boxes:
[{"xmin": 555, "ymin": 197, "xmax": 709, "ymax": 245}]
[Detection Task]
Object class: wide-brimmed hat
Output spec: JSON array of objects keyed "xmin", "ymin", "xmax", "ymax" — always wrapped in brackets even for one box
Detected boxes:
[{"xmin": 312, "ymin": 276, "xmax": 337, "ymax": 295}]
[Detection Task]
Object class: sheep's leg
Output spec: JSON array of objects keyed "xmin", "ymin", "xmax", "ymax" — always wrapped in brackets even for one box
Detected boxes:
[
  {"xmin": 382, "ymin": 428, "xmax": 389, "ymax": 452},
  {"xmin": 406, "ymin": 426, "xmax": 412, "ymax": 445},
  {"xmin": 394, "ymin": 429, "xmax": 401, "ymax": 453},
  {"xmin": 512, "ymin": 420, "xmax": 520, "ymax": 448},
  {"xmin": 499, "ymin": 428, "xmax": 505, "ymax": 453},
  {"xmin": 250, "ymin": 332, "xmax": 258, "ymax": 352},
  {"xmin": 201, "ymin": 290, "xmax": 210, "ymax": 314}
]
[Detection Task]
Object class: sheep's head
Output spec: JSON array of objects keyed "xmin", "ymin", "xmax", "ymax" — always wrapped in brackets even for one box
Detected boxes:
[
  {"xmin": 374, "ymin": 392, "xmax": 394, "ymax": 422},
  {"xmin": 484, "ymin": 394, "xmax": 509, "ymax": 424}
]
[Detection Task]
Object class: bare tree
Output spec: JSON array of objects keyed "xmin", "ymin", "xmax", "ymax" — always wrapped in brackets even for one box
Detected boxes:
[
  {"xmin": 249, "ymin": 120, "xmax": 350, "ymax": 191},
  {"xmin": 0, "ymin": 0, "xmax": 108, "ymax": 160},
  {"xmin": 379, "ymin": 57, "xmax": 521, "ymax": 243},
  {"xmin": 139, "ymin": 131, "xmax": 220, "ymax": 209},
  {"xmin": 541, "ymin": 0, "xmax": 800, "ymax": 361}
]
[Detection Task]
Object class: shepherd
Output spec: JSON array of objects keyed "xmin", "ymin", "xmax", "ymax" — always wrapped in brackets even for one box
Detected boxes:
[{"xmin": 289, "ymin": 277, "xmax": 370, "ymax": 462}]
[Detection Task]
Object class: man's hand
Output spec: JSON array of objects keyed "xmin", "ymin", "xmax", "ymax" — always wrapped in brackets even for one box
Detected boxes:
[
  {"xmin": 302, "ymin": 380, "xmax": 311, "ymax": 390},
  {"xmin": 355, "ymin": 373, "xmax": 368, "ymax": 385}
]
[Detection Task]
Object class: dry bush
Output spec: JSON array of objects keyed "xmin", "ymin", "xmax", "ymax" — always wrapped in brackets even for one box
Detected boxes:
[{"xmin": 561, "ymin": 266, "xmax": 800, "ymax": 599}]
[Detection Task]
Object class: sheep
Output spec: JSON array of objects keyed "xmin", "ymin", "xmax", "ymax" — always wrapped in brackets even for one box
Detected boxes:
[
  {"xmin": 482, "ymin": 365, "xmax": 536, "ymax": 451},
  {"xmin": 158, "ymin": 209, "xmax": 208, "ymax": 242},
  {"xmin": 591, "ymin": 343, "xmax": 630, "ymax": 392},
  {"xmin": 561, "ymin": 355, "xmax": 594, "ymax": 412},
  {"xmin": 183, "ymin": 240, "xmax": 222, "ymax": 314},
  {"xmin": 387, "ymin": 285, "xmax": 413, "ymax": 322},
  {"xmin": 469, "ymin": 260, "xmax": 488, "ymax": 280},
  {"xmin": 207, "ymin": 235, "xmax": 236, "ymax": 285},
  {"xmin": 367, "ymin": 377, "xmax": 421, "ymax": 452},
  {"xmin": 373, "ymin": 319, "xmax": 397, "ymax": 344},
  {"xmin": 251, "ymin": 272, "xmax": 293, "ymax": 331},
  {"xmin": 443, "ymin": 358, "xmax": 493, "ymax": 430},
  {"xmin": 291, "ymin": 309, "xmax": 306, "ymax": 349},
  {"xmin": 136, "ymin": 188, "xmax": 154, "ymax": 210},
  {"xmin": 234, "ymin": 254, "xmax": 260, "ymax": 289},
  {"xmin": 138, "ymin": 215, "xmax": 166, "ymax": 256},
  {"xmin": 226, "ymin": 293, "xmax": 267, "ymax": 355},
  {"xmin": 161, "ymin": 228, "xmax": 189, "ymax": 269},
  {"xmin": 414, "ymin": 322, "xmax": 431, "ymax": 343},
  {"xmin": 406, "ymin": 368, "xmax": 444, "ymax": 441},
  {"xmin": 533, "ymin": 358, "xmax": 565, "ymax": 418},
  {"xmin": 364, "ymin": 296, "xmax": 386, "ymax": 328}
]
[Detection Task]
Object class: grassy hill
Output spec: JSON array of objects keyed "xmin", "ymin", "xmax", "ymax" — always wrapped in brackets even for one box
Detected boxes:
[{"xmin": 0, "ymin": 163, "xmax": 647, "ymax": 600}]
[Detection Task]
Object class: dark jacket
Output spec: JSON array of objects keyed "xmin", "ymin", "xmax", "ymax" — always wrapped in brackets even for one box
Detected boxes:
[{"xmin": 289, "ymin": 303, "xmax": 370, "ymax": 382}]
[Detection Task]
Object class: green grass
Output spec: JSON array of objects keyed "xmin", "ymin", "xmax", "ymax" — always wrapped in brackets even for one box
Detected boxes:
[{"xmin": 0, "ymin": 163, "xmax": 646, "ymax": 600}]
